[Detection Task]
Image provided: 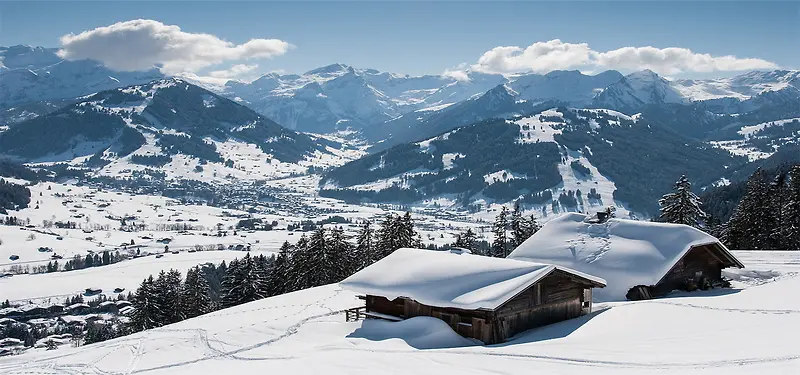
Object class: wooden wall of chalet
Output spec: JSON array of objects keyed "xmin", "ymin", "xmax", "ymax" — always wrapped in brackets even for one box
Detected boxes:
[
  {"xmin": 492, "ymin": 271, "xmax": 588, "ymax": 343},
  {"xmin": 654, "ymin": 243, "xmax": 728, "ymax": 296},
  {"xmin": 364, "ymin": 270, "xmax": 596, "ymax": 345}
]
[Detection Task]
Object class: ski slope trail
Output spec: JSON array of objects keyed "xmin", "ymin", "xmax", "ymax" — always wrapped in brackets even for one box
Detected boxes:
[{"xmin": 2, "ymin": 251, "xmax": 800, "ymax": 374}]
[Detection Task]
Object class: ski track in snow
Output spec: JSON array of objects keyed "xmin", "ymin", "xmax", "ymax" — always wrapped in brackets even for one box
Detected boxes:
[
  {"xmin": 322, "ymin": 345, "xmax": 800, "ymax": 370},
  {"xmin": 0, "ymin": 289, "xmax": 346, "ymax": 374}
]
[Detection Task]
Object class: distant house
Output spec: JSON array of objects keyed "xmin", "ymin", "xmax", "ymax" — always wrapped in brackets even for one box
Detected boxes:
[
  {"xmin": 340, "ymin": 248, "xmax": 605, "ymax": 344},
  {"xmin": 0, "ymin": 308, "xmax": 23, "ymax": 319},
  {"xmin": 508, "ymin": 213, "xmax": 744, "ymax": 301},
  {"xmin": 97, "ymin": 301, "xmax": 119, "ymax": 313},
  {"xmin": 47, "ymin": 304, "xmax": 64, "ymax": 315},
  {"xmin": 19, "ymin": 305, "xmax": 48, "ymax": 318},
  {"xmin": 67, "ymin": 303, "xmax": 91, "ymax": 315}
]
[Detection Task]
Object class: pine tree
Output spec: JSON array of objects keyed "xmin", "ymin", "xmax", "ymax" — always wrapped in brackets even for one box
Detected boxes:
[
  {"xmin": 288, "ymin": 235, "xmax": 310, "ymax": 291},
  {"xmin": 219, "ymin": 258, "xmax": 240, "ymax": 308},
  {"xmin": 153, "ymin": 269, "xmax": 183, "ymax": 325},
  {"xmin": 304, "ymin": 227, "xmax": 328, "ymax": 287},
  {"xmin": 490, "ymin": 206, "xmax": 509, "ymax": 257},
  {"xmin": 510, "ymin": 201, "xmax": 538, "ymax": 249},
  {"xmin": 374, "ymin": 214, "xmax": 399, "ymax": 260},
  {"xmin": 658, "ymin": 175, "xmax": 706, "ymax": 228},
  {"xmin": 129, "ymin": 275, "xmax": 161, "ymax": 331},
  {"xmin": 767, "ymin": 172, "xmax": 788, "ymax": 249},
  {"xmin": 453, "ymin": 228, "xmax": 478, "ymax": 254},
  {"xmin": 529, "ymin": 214, "xmax": 541, "ymax": 235},
  {"xmin": 182, "ymin": 267, "xmax": 213, "ymax": 319},
  {"xmin": 397, "ymin": 212, "xmax": 422, "ymax": 249},
  {"xmin": 325, "ymin": 226, "xmax": 355, "ymax": 283},
  {"xmin": 354, "ymin": 221, "xmax": 375, "ymax": 270},
  {"xmin": 725, "ymin": 169, "xmax": 771, "ymax": 249},
  {"xmin": 267, "ymin": 241, "xmax": 293, "ymax": 296},
  {"xmin": 785, "ymin": 166, "xmax": 800, "ymax": 249},
  {"xmin": 219, "ymin": 253, "xmax": 269, "ymax": 308}
]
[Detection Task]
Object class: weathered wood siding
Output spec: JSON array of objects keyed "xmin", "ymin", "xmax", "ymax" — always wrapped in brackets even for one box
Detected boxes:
[
  {"xmin": 655, "ymin": 244, "xmax": 726, "ymax": 296},
  {"xmin": 363, "ymin": 270, "xmax": 597, "ymax": 345},
  {"xmin": 365, "ymin": 295, "xmax": 405, "ymax": 317},
  {"xmin": 493, "ymin": 271, "xmax": 588, "ymax": 343}
]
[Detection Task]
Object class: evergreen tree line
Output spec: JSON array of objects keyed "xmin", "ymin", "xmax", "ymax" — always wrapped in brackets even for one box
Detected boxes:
[
  {"xmin": 715, "ymin": 166, "xmax": 800, "ymax": 250},
  {"xmin": 127, "ymin": 212, "xmax": 423, "ymax": 334},
  {"xmin": 658, "ymin": 168, "xmax": 800, "ymax": 250},
  {"xmin": 450, "ymin": 201, "xmax": 541, "ymax": 258},
  {"xmin": 62, "ymin": 251, "xmax": 125, "ymax": 272}
]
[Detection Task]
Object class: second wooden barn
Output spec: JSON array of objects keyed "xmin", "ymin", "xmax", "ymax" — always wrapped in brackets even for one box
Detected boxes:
[
  {"xmin": 340, "ymin": 248, "xmax": 606, "ymax": 345},
  {"xmin": 509, "ymin": 212, "xmax": 745, "ymax": 301}
]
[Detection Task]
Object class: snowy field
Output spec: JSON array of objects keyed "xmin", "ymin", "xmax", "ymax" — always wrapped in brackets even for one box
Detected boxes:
[
  {"xmin": 1, "ymin": 250, "xmax": 798, "ymax": 374},
  {"xmin": 1, "ymin": 250, "xmax": 274, "ymax": 304},
  {"xmin": 0, "ymin": 182, "xmax": 304, "ymax": 270}
]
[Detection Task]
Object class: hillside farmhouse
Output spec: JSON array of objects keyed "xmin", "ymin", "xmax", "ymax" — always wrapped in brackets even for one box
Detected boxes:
[
  {"xmin": 508, "ymin": 212, "xmax": 744, "ymax": 301},
  {"xmin": 340, "ymin": 248, "xmax": 606, "ymax": 344}
]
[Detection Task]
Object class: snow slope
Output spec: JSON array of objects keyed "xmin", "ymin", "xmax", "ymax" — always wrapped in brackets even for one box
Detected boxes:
[{"xmin": 0, "ymin": 251, "xmax": 798, "ymax": 374}]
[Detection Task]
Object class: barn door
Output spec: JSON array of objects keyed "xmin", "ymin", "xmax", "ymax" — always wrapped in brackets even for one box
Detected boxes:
[{"xmin": 581, "ymin": 288, "xmax": 592, "ymax": 314}]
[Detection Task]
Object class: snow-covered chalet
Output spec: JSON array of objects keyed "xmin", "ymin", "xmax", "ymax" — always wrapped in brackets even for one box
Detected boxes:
[
  {"xmin": 508, "ymin": 212, "xmax": 745, "ymax": 301},
  {"xmin": 339, "ymin": 248, "xmax": 606, "ymax": 344}
]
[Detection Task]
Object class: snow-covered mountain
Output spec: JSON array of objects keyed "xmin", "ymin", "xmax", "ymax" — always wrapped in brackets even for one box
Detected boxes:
[
  {"xmin": 673, "ymin": 70, "xmax": 800, "ymax": 101},
  {"xmin": 591, "ymin": 70, "xmax": 688, "ymax": 113},
  {"xmin": 217, "ymin": 64, "xmax": 506, "ymax": 133},
  {"xmin": 363, "ymin": 84, "xmax": 562, "ymax": 151},
  {"xmin": 219, "ymin": 67, "xmax": 629, "ymax": 134},
  {"xmin": 508, "ymin": 70, "xmax": 623, "ymax": 105},
  {"xmin": 322, "ymin": 107, "xmax": 742, "ymax": 216},
  {"xmin": 0, "ymin": 78, "xmax": 361, "ymax": 182},
  {"xmin": 0, "ymin": 45, "xmax": 163, "ymax": 123}
]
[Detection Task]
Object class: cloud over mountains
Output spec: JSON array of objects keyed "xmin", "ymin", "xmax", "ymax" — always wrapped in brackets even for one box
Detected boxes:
[
  {"xmin": 464, "ymin": 39, "xmax": 778, "ymax": 76},
  {"xmin": 57, "ymin": 19, "xmax": 291, "ymax": 74}
]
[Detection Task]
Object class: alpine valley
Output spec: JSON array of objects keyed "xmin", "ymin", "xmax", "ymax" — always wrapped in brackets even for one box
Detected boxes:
[{"xmin": 1, "ymin": 45, "xmax": 799, "ymax": 220}]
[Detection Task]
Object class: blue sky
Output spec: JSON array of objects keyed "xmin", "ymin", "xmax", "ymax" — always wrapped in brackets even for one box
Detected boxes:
[{"xmin": 1, "ymin": 1, "xmax": 797, "ymax": 78}]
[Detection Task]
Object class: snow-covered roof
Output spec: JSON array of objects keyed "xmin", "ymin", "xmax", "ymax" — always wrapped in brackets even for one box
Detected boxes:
[
  {"xmin": 340, "ymin": 248, "xmax": 605, "ymax": 311},
  {"xmin": 0, "ymin": 308, "xmax": 22, "ymax": 315},
  {"xmin": 508, "ymin": 213, "xmax": 744, "ymax": 301}
]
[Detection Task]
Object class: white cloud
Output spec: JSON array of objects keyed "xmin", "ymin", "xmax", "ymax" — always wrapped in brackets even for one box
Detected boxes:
[
  {"xmin": 472, "ymin": 40, "xmax": 594, "ymax": 75},
  {"xmin": 57, "ymin": 19, "xmax": 292, "ymax": 74},
  {"xmin": 461, "ymin": 39, "xmax": 778, "ymax": 76},
  {"xmin": 442, "ymin": 63, "xmax": 471, "ymax": 82},
  {"xmin": 209, "ymin": 64, "xmax": 260, "ymax": 79},
  {"xmin": 594, "ymin": 46, "xmax": 778, "ymax": 75}
]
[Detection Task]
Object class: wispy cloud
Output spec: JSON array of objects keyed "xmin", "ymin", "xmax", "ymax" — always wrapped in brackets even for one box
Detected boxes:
[
  {"xmin": 209, "ymin": 64, "xmax": 260, "ymax": 79},
  {"xmin": 57, "ymin": 19, "xmax": 292, "ymax": 74},
  {"xmin": 458, "ymin": 39, "xmax": 778, "ymax": 76}
]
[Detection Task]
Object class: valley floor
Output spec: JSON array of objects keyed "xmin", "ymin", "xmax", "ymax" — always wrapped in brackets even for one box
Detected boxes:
[{"xmin": 0, "ymin": 251, "xmax": 798, "ymax": 374}]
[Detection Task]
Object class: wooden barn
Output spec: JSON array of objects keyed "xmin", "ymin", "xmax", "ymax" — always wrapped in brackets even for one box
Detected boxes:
[
  {"xmin": 340, "ymin": 248, "xmax": 606, "ymax": 345},
  {"xmin": 509, "ymin": 212, "xmax": 745, "ymax": 301}
]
